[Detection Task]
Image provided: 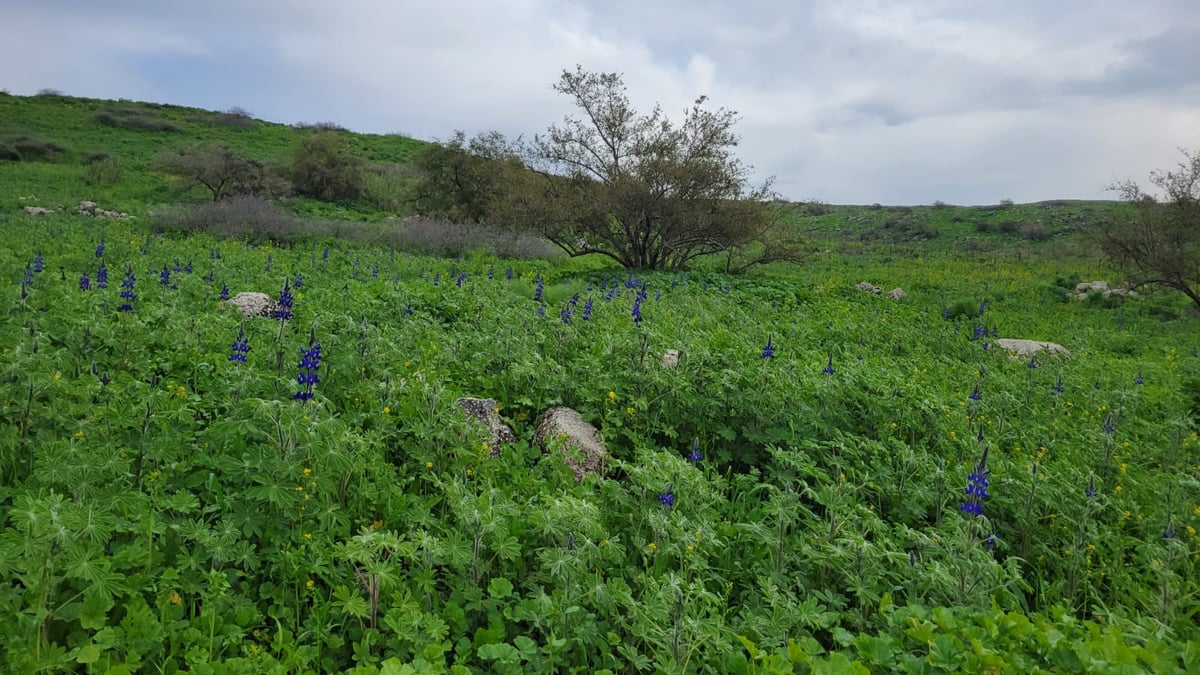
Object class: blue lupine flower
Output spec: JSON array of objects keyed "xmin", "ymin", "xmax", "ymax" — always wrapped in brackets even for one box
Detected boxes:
[
  {"xmin": 265, "ymin": 254, "xmax": 272, "ymax": 272},
  {"xmin": 32, "ymin": 254, "xmax": 44, "ymax": 273},
  {"xmin": 686, "ymin": 438, "xmax": 703, "ymax": 462},
  {"xmin": 95, "ymin": 239, "xmax": 105, "ymax": 257},
  {"xmin": 1163, "ymin": 520, "xmax": 1176, "ymax": 539},
  {"xmin": 985, "ymin": 532, "xmax": 999, "ymax": 548},
  {"xmin": 969, "ymin": 383, "xmax": 982, "ymax": 401},
  {"xmin": 433, "ymin": 273, "xmax": 440, "ymax": 286},
  {"xmin": 857, "ymin": 354, "xmax": 864, "ymax": 362},
  {"xmin": 942, "ymin": 306, "xmax": 951, "ymax": 320},
  {"xmin": 823, "ymin": 355, "xmax": 835, "ymax": 375},
  {"xmin": 605, "ymin": 287, "xmax": 616, "ymax": 301},
  {"xmin": 1085, "ymin": 473, "xmax": 1096, "ymax": 499},
  {"xmin": 79, "ymin": 272, "xmax": 90, "ymax": 291},
  {"xmin": 960, "ymin": 447, "xmax": 990, "ymax": 517},
  {"xmin": 173, "ymin": 260, "xmax": 182, "ymax": 273},
  {"xmin": 220, "ymin": 284, "xmax": 230, "ymax": 301},
  {"xmin": 658, "ymin": 490, "xmax": 675, "ymax": 508},
  {"xmin": 294, "ymin": 333, "xmax": 322, "ymax": 402},
  {"xmin": 631, "ymin": 297, "xmax": 643, "ymax": 324},
  {"xmin": 372, "ymin": 266, "xmax": 379, "ymax": 278},
  {"xmin": 761, "ymin": 335, "xmax": 775, "ymax": 359},
  {"xmin": 100, "ymin": 372, "xmax": 110, "ymax": 386},
  {"xmin": 229, "ymin": 324, "xmax": 250, "ymax": 363},
  {"xmin": 506, "ymin": 267, "xmax": 513, "ymax": 280},
  {"xmin": 159, "ymin": 266, "xmax": 171, "ymax": 286},
  {"xmin": 1103, "ymin": 413, "xmax": 1115, "ymax": 435},
  {"xmin": 274, "ymin": 279, "xmax": 294, "ymax": 320},
  {"xmin": 22, "ymin": 265, "xmax": 33, "ymax": 285},
  {"xmin": 118, "ymin": 264, "xmax": 136, "ymax": 311},
  {"xmin": 1134, "ymin": 372, "xmax": 1144, "ymax": 385},
  {"xmin": 560, "ymin": 305, "xmax": 571, "ymax": 324},
  {"xmin": 293, "ymin": 274, "xmax": 303, "ymax": 289},
  {"xmin": 534, "ymin": 274, "xmax": 543, "ymax": 301},
  {"xmin": 582, "ymin": 298, "xmax": 593, "ymax": 321},
  {"xmin": 1094, "ymin": 381, "xmax": 1101, "ymax": 391},
  {"xmin": 569, "ymin": 293, "xmax": 579, "ymax": 306},
  {"xmin": 655, "ymin": 290, "xmax": 661, "ymax": 302},
  {"xmin": 537, "ymin": 303, "xmax": 545, "ymax": 317},
  {"xmin": 322, "ymin": 246, "xmax": 330, "ymax": 261},
  {"xmin": 978, "ymin": 300, "xmax": 986, "ymax": 315},
  {"xmin": 1052, "ymin": 375, "xmax": 1064, "ymax": 394},
  {"xmin": 487, "ymin": 264, "xmax": 494, "ymax": 280},
  {"xmin": 184, "ymin": 261, "xmax": 192, "ymax": 273},
  {"xmin": 1027, "ymin": 355, "xmax": 1038, "ymax": 369},
  {"xmin": 96, "ymin": 264, "xmax": 108, "ymax": 289},
  {"xmin": 456, "ymin": 272, "xmax": 466, "ymax": 287}
]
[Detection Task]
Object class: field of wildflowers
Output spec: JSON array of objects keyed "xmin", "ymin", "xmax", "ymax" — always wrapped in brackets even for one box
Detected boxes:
[{"xmin": 1, "ymin": 213, "xmax": 1198, "ymax": 673}]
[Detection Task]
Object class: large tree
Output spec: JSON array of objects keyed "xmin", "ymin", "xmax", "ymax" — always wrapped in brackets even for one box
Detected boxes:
[
  {"xmin": 413, "ymin": 67, "xmax": 803, "ymax": 272},
  {"xmin": 1099, "ymin": 149, "xmax": 1200, "ymax": 310}
]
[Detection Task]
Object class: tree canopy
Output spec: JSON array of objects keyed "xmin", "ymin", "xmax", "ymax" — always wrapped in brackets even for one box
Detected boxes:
[
  {"xmin": 411, "ymin": 66, "xmax": 803, "ymax": 272},
  {"xmin": 1099, "ymin": 149, "xmax": 1200, "ymax": 310}
]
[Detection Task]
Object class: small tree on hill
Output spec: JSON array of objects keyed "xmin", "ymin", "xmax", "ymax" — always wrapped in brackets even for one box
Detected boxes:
[
  {"xmin": 292, "ymin": 132, "xmax": 366, "ymax": 202},
  {"xmin": 523, "ymin": 66, "xmax": 801, "ymax": 271},
  {"xmin": 154, "ymin": 142, "xmax": 285, "ymax": 201},
  {"xmin": 1099, "ymin": 149, "xmax": 1200, "ymax": 310}
]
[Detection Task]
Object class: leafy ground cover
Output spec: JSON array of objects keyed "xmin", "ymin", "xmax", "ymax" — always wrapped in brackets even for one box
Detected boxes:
[{"xmin": 1, "ymin": 210, "xmax": 1198, "ymax": 673}]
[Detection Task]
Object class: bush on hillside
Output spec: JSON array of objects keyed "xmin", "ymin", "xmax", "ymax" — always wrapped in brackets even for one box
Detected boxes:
[
  {"xmin": 80, "ymin": 155, "xmax": 125, "ymax": 186},
  {"xmin": 292, "ymin": 132, "xmax": 367, "ymax": 202},
  {"xmin": 382, "ymin": 216, "xmax": 561, "ymax": 259},
  {"xmin": 0, "ymin": 129, "xmax": 68, "ymax": 161},
  {"xmin": 152, "ymin": 196, "xmax": 309, "ymax": 243},
  {"xmin": 93, "ymin": 107, "xmax": 180, "ymax": 133}
]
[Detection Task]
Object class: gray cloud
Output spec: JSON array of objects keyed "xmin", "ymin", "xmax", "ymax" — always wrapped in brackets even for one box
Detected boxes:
[{"xmin": 1, "ymin": 0, "xmax": 1198, "ymax": 204}]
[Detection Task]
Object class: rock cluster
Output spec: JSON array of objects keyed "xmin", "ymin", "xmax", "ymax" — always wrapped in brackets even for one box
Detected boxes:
[
  {"xmin": 1075, "ymin": 280, "xmax": 1135, "ymax": 300},
  {"xmin": 76, "ymin": 201, "xmax": 130, "ymax": 219},
  {"xmin": 994, "ymin": 338, "xmax": 1071, "ymax": 359}
]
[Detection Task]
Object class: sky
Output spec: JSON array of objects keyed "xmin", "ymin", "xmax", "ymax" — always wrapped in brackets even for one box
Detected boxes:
[{"xmin": 3, "ymin": 0, "xmax": 1199, "ymax": 205}]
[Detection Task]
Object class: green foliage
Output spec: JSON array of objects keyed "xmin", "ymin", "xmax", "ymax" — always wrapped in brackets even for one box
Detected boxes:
[
  {"xmin": 0, "ymin": 214, "xmax": 1196, "ymax": 672},
  {"xmin": 292, "ymin": 132, "xmax": 368, "ymax": 202},
  {"xmin": 0, "ymin": 127, "xmax": 69, "ymax": 162}
]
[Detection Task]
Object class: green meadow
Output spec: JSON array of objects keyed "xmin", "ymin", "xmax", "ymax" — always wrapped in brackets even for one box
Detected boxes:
[{"xmin": 1, "ymin": 91, "xmax": 1198, "ymax": 673}]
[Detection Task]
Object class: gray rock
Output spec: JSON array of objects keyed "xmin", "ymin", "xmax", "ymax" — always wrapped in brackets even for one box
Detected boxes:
[
  {"xmin": 994, "ymin": 338, "xmax": 1070, "ymax": 359},
  {"xmin": 22, "ymin": 206, "xmax": 55, "ymax": 215},
  {"xmin": 855, "ymin": 281, "xmax": 882, "ymax": 294},
  {"xmin": 661, "ymin": 349, "xmax": 680, "ymax": 368},
  {"xmin": 887, "ymin": 288, "xmax": 906, "ymax": 299},
  {"xmin": 534, "ymin": 407, "xmax": 607, "ymax": 480},
  {"xmin": 454, "ymin": 397, "xmax": 516, "ymax": 457},
  {"xmin": 227, "ymin": 292, "xmax": 281, "ymax": 318}
]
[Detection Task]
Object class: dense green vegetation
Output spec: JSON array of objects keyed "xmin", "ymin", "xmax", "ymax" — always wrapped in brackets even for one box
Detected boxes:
[{"xmin": 1, "ymin": 93, "xmax": 1198, "ymax": 673}]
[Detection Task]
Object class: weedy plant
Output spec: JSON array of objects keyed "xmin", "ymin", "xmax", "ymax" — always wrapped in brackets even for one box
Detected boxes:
[{"xmin": 0, "ymin": 210, "xmax": 1197, "ymax": 673}]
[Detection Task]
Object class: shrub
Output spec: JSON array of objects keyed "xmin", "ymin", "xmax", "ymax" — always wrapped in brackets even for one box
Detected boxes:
[
  {"xmin": 1021, "ymin": 223, "xmax": 1050, "ymax": 241},
  {"xmin": 35, "ymin": 88, "xmax": 64, "ymax": 96},
  {"xmin": 293, "ymin": 121, "xmax": 346, "ymax": 132},
  {"xmin": 381, "ymin": 216, "xmax": 560, "ymax": 259},
  {"xmin": 0, "ymin": 129, "xmax": 68, "ymax": 161},
  {"xmin": 212, "ymin": 108, "xmax": 256, "ymax": 129},
  {"xmin": 802, "ymin": 200, "xmax": 832, "ymax": 216},
  {"xmin": 973, "ymin": 220, "xmax": 991, "ymax": 233},
  {"xmin": 999, "ymin": 198, "xmax": 1014, "ymax": 208},
  {"xmin": 363, "ymin": 163, "xmax": 418, "ymax": 212},
  {"xmin": 152, "ymin": 196, "xmax": 307, "ymax": 243},
  {"xmin": 997, "ymin": 220, "xmax": 1021, "ymax": 234},
  {"xmin": 292, "ymin": 132, "xmax": 367, "ymax": 202},
  {"xmin": 92, "ymin": 108, "xmax": 180, "ymax": 132},
  {"xmin": 81, "ymin": 155, "xmax": 124, "ymax": 186}
]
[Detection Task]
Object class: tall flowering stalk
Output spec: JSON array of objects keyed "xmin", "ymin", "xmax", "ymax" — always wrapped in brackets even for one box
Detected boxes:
[
  {"xmin": 229, "ymin": 323, "xmax": 250, "ymax": 363},
  {"xmin": 118, "ymin": 264, "xmax": 136, "ymax": 312},
  {"xmin": 96, "ymin": 263, "xmax": 108, "ymax": 289},
  {"xmin": 294, "ymin": 329, "xmax": 322, "ymax": 402},
  {"xmin": 761, "ymin": 335, "xmax": 775, "ymax": 359},
  {"xmin": 274, "ymin": 278, "xmax": 294, "ymax": 320},
  {"xmin": 961, "ymin": 447, "xmax": 990, "ymax": 517}
]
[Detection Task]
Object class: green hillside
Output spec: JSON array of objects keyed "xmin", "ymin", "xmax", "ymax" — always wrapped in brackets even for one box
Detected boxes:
[{"xmin": 0, "ymin": 91, "xmax": 426, "ymax": 219}]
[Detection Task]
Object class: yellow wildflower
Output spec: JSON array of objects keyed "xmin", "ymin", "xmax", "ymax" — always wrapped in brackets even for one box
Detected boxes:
[
  {"xmin": 170, "ymin": 591, "xmax": 182, "ymax": 605},
  {"xmin": 608, "ymin": 391, "xmax": 616, "ymax": 401},
  {"xmin": 383, "ymin": 406, "xmax": 390, "ymax": 414},
  {"xmin": 305, "ymin": 580, "xmax": 314, "ymax": 589}
]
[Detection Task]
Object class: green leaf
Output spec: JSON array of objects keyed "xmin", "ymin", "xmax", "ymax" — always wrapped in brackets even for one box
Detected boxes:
[
  {"xmin": 487, "ymin": 577, "xmax": 513, "ymax": 599},
  {"xmin": 76, "ymin": 644, "xmax": 101, "ymax": 664}
]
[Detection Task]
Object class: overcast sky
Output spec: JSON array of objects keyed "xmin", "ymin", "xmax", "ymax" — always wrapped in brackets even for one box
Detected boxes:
[{"xmin": 3, "ymin": 1, "xmax": 1198, "ymax": 204}]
